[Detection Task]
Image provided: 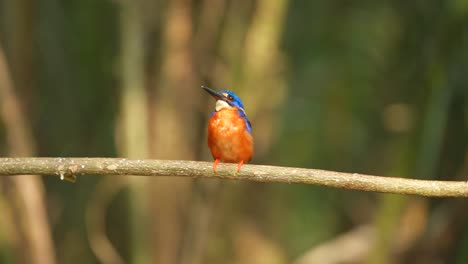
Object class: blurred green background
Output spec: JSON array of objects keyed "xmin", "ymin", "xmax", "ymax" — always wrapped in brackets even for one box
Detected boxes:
[{"xmin": 0, "ymin": 0, "xmax": 467, "ymax": 263}]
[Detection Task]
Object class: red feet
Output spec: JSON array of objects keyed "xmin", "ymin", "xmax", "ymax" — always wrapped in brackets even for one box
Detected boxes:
[
  {"xmin": 213, "ymin": 159, "xmax": 220, "ymax": 172},
  {"xmin": 212, "ymin": 159, "xmax": 245, "ymax": 173},
  {"xmin": 237, "ymin": 160, "xmax": 244, "ymax": 172}
]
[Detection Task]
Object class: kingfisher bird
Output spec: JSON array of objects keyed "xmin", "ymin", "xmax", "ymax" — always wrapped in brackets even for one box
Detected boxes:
[{"xmin": 202, "ymin": 85, "xmax": 254, "ymax": 172}]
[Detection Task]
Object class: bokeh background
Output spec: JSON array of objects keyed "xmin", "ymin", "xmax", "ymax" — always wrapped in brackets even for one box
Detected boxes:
[{"xmin": 0, "ymin": 0, "xmax": 467, "ymax": 263}]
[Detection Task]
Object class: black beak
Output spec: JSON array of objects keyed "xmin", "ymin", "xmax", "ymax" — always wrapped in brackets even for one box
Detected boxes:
[{"xmin": 202, "ymin": 85, "xmax": 226, "ymax": 101}]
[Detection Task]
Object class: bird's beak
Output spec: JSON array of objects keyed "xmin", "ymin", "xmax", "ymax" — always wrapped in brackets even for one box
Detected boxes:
[{"xmin": 202, "ymin": 85, "xmax": 226, "ymax": 101}]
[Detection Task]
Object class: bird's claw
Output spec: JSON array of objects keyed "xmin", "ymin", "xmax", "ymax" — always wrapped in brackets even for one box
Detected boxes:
[
  {"xmin": 213, "ymin": 159, "xmax": 219, "ymax": 173},
  {"xmin": 236, "ymin": 160, "xmax": 244, "ymax": 173}
]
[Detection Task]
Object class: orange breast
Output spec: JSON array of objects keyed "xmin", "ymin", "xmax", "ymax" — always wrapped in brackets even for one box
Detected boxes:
[{"xmin": 207, "ymin": 108, "xmax": 254, "ymax": 163}]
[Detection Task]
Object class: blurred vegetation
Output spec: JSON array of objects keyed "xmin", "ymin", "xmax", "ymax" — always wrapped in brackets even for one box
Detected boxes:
[{"xmin": 0, "ymin": 0, "xmax": 467, "ymax": 263}]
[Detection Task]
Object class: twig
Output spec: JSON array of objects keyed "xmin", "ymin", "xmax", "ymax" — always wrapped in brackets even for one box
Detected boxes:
[{"xmin": 0, "ymin": 158, "xmax": 467, "ymax": 197}]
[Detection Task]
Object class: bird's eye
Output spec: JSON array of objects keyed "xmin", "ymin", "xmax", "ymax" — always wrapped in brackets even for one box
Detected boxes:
[{"xmin": 227, "ymin": 95, "xmax": 234, "ymax": 101}]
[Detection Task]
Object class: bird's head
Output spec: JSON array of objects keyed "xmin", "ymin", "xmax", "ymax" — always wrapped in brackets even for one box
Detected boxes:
[{"xmin": 202, "ymin": 85, "xmax": 245, "ymax": 112}]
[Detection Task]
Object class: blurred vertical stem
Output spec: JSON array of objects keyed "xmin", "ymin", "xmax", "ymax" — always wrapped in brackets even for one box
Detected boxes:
[
  {"xmin": 150, "ymin": 0, "xmax": 196, "ymax": 262},
  {"xmin": 367, "ymin": 69, "xmax": 452, "ymax": 263},
  {"xmin": 7, "ymin": 0, "xmax": 35, "ymax": 110},
  {"xmin": 217, "ymin": 0, "xmax": 289, "ymax": 262},
  {"xmin": 178, "ymin": 1, "xmax": 226, "ymax": 263},
  {"xmin": 0, "ymin": 43, "xmax": 56, "ymax": 264},
  {"xmin": 240, "ymin": 0, "xmax": 288, "ymax": 156},
  {"xmin": 119, "ymin": 1, "xmax": 150, "ymax": 263}
]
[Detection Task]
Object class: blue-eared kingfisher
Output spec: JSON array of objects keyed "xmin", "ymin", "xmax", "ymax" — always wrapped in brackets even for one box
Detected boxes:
[{"xmin": 202, "ymin": 85, "xmax": 254, "ymax": 172}]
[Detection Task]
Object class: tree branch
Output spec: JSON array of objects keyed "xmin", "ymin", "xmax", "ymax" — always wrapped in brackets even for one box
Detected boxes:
[{"xmin": 0, "ymin": 157, "xmax": 466, "ymax": 197}]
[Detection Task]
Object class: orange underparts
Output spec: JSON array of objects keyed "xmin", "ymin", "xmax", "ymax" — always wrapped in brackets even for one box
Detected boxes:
[{"xmin": 208, "ymin": 108, "xmax": 254, "ymax": 173}]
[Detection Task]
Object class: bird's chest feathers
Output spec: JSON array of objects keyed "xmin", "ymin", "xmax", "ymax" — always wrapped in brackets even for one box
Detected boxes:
[
  {"xmin": 209, "ymin": 109, "xmax": 246, "ymax": 136},
  {"xmin": 207, "ymin": 108, "xmax": 253, "ymax": 162}
]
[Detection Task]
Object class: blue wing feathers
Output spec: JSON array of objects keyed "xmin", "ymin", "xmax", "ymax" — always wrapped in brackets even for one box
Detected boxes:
[{"xmin": 237, "ymin": 110, "xmax": 252, "ymax": 133}]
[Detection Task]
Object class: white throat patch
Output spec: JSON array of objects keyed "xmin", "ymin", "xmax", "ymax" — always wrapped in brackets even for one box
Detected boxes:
[{"xmin": 215, "ymin": 100, "xmax": 230, "ymax": 111}]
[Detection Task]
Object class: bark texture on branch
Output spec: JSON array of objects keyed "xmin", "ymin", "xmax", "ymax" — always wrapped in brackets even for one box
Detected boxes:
[{"xmin": 0, "ymin": 157, "xmax": 467, "ymax": 197}]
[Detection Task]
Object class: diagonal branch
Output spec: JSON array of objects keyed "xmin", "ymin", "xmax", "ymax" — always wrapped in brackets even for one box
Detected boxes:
[{"xmin": 0, "ymin": 157, "xmax": 467, "ymax": 197}]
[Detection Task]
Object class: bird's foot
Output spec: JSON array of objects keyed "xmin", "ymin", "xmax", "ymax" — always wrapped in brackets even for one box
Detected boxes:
[
  {"xmin": 213, "ymin": 159, "xmax": 220, "ymax": 173},
  {"xmin": 236, "ymin": 160, "xmax": 244, "ymax": 173}
]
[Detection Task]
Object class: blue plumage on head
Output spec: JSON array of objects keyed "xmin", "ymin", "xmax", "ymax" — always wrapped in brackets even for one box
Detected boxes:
[
  {"xmin": 219, "ymin": 90, "xmax": 245, "ymax": 110},
  {"xmin": 220, "ymin": 90, "xmax": 251, "ymax": 133}
]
